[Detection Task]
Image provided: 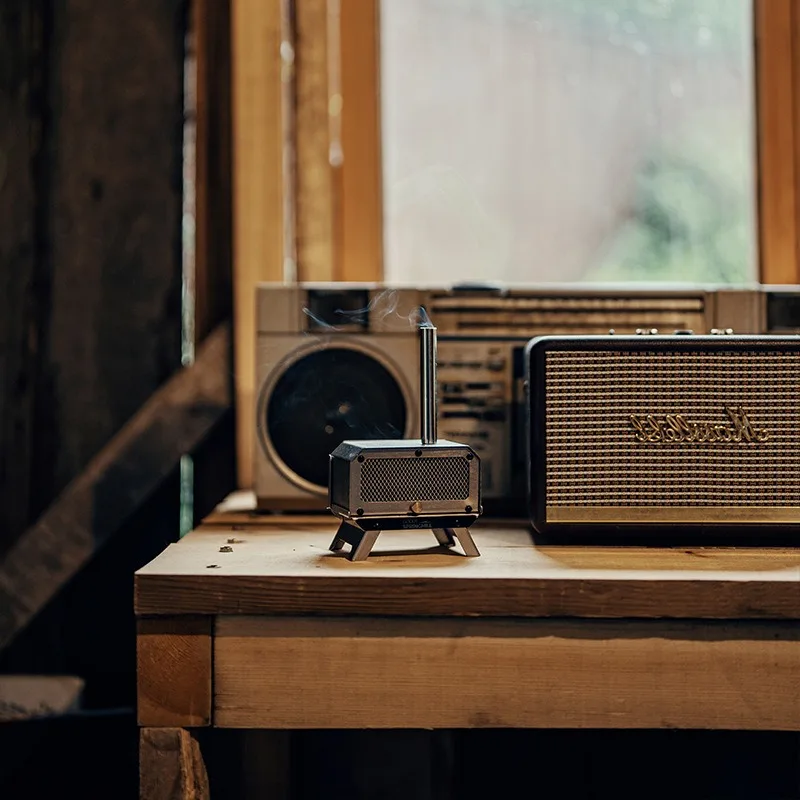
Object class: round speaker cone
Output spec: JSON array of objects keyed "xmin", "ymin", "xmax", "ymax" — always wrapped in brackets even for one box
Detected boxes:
[{"xmin": 266, "ymin": 348, "xmax": 407, "ymax": 489}]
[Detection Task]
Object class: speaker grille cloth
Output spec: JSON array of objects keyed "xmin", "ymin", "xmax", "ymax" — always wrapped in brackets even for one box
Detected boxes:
[
  {"xmin": 545, "ymin": 350, "xmax": 800, "ymax": 506},
  {"xmin": 360, "ymin": 457, "xmax": 470, "ymax": 502}
]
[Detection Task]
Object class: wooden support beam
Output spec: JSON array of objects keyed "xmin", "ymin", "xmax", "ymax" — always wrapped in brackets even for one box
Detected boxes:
[
  {"xmin": 339, "ymin": 0, "xmax": 383, "ymax": 281},
  {"xmin": 293, "ymin": 0, "xmax": 384, "ymax": 282},
  {"xmin": 0, "ymin": 324, "xmax": 231, "ymax": 651},
  {"xmin": 137, "ymin": 617, "xmax": 212, "ymax": 728},
  {"xmin": 194, "ymin": 0, "xmax": 234, "ymax": 346},
  {"xmin": 0, "ymin": 0, "xmax": 48, "ymax": 552},
  {"xmin": 38, "ymin": 0, "xmax": 187, "ymax": 512},
  {"xmin": 231, "ymin": 0, "xmax": 285, "ymax": 489},
  {"xmin": 140, "ymin": 727, "xmax": 209, "ymax": 800},
  {"xmin": 215, "ymin": 616, "xmax": 800, "ymax": 730},
  {"xmin": 756, "ymin": 0, "xmax": 800, "ymax": 284},
  {"xmin": 295, "ymin": 0, "xmax": 337, "ymax": 282}
]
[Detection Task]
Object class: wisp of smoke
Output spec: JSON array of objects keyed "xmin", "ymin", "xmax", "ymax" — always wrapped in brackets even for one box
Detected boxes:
[
  {"xmin": 409, "ymin": 305, "xmax": 432, "ymax": 327},
  {"xmin": 302, "ymin": 291, "xmax": 434, "ymax": 332},
  {"xmin": 303, "ymin": 307, "xmax": 341, "ymax": 331},
  {"xmin": 334, "ymin": 288, "xmax": 400, "ymax": 324}
]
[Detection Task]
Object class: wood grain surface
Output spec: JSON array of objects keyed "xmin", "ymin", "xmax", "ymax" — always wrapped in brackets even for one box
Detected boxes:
[
  {"xmin": 213, "ymin": 616, "xmax": 800, "ymax": 730},
  {"xmin": 194, "ymin": 0, "xmax": 233, "ymax": 346},
  {"xmin": 135, "ymin": 520, "xmax": 800, "ymax": 619},
  {"xmin": 339, "ymin": 0, "xmax": 383, "ymax": 281},
  {"xmin": 137, "ymin": 617, "xmax": 212, "ymax": 727},
  {"xmin": 0, "ymin": 0, "xmax": 47, "ymax": 552},
  {"xmin": 139, "ymin": 727, "xmax": 209, "ymax": 800},
  {"xmin": 295, "ymin": 0, "xmax": 336, "ymax": 282},
  {"xmin": 231, "ymin": 0, "xmax": 284, "ymax": 488},
  {"xmin": 756, "ymin": 0, "xmax": 800, "ymax": 284}
]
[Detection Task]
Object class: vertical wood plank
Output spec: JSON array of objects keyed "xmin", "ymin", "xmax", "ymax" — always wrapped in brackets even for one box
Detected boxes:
[
  {"xmin": 231, "ymin": 0, "xmax": 284, "ymax": 487},
  {"xmin": 0, "ymin": 0, "xmax": 47, "ymax": 553},
  {"xmin": 137, "ymin": 617, "xmax": 212, "ymax": 728},
  {"xmin": 339, "ymin": 0, "xmax": 383, "ymax": 282},
  {"xmin": 191, "ymin": 0, "xmax": 237, "ymax": 530},
  {"xmin": 295, "ymin": 0, "xmax": 336, "ymax": 282},
  {"xmin": 35, "ymin": 0, "xmax": 185, "ymax": 509},
  {"xmin": 755, "ymin": 0, "xmax": 800, "ymax": 284},
  {"xmin": 140, "ymin": 727, "xmax": 210, "ymax": 800},
  {"xmin": 791, "ymin": 0, "xmax": 800, "ymax": 286},
  {"xmin": 194, "ymin": 0, "xmax": 234, "ymax": 345}
]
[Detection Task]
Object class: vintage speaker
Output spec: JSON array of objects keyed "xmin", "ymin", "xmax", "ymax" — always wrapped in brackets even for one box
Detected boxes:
[
  {"xmin": 525, "ymin": 331, "xmax": 800, "ymax": 539},
  {"xmin": 255, "ymin": 285, "xmax": 425, "ymax": 509}
]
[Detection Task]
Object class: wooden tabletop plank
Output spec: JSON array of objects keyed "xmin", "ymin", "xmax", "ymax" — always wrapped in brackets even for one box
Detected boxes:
[
  {"xmin": 213, "ymin": 617, "xmax": 800, "ymax": 730},
  {"xmin": 135, "ymin": 520, "xmax": 800, "ymax": 619}
]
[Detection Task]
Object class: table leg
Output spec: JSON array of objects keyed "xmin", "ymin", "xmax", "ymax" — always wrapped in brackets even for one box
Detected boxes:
[{"xmin": 140, "ymin": 727, "xmax": 209, "ymax": 800}]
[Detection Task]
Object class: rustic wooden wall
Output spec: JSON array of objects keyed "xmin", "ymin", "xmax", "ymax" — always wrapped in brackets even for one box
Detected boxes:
[
  {"xmin": 35, "ymin": 0, "xmax": 187, "ymax": 516},
  {"xmin": 0, "ymin": 1, "xmax": 236, "ymax": 795},
  {"xmin": 0, "ymin": 0, "xmax": 48, "ymax": 551},
  {"xmin": 0, "ymin": 0, "xmax": 187, "ymax": 552}
]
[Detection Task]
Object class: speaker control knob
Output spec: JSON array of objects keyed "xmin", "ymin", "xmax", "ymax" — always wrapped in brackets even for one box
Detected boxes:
[{"xmin": 673, "ymin": 329, "xmax": 694, "ymax": 335}]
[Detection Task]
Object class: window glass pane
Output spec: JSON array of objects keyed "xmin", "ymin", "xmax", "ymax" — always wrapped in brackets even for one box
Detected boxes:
[{"xmin": 380, "ymin": 0, "xmax": 756, "ymax": 285}]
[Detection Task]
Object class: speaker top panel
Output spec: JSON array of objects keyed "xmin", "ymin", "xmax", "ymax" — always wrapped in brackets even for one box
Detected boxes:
[{"xmin": 257, "ymin": 284, "xmax": 425, "ymax": 335}]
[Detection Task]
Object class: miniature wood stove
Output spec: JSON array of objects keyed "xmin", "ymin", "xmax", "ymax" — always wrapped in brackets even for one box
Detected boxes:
[{"xmin": 327, "ymin": 319, "xmax": 482, "ymax": 561}]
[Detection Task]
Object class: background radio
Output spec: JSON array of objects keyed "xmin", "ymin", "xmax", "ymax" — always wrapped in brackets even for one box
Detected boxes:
[{"xmin": 254, "ymin": 282, "xmax": 800, "ymax": 515}]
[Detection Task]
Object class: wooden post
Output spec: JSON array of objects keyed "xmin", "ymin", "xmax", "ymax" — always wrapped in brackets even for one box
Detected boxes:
[
  {"xmin": 231, "ymin": 0, "xmax": 285, "ymax": 489},
  {"xmin": 0, "ymin": 0, "xmax": 191, "ymax": 664},
  {"xmin": 755, "ymin": 0, "xmax": 800, "ymax": 284},
  {"xmin": 140, "ymin": 728, "xmax": 210, "ymax": 800},
  {"xmin": 194, "ymin": 0, "xmax": 234, "ymax": 347},
  {"xmin": 0, "ymin": 0, "xmax": 48, "ymax": 552},
  {"xmin": 295, "ymin": 0, "xmax": 337, "ymax": 282},
  {"xmin": 339, "ymin": 0, "xmax": 383, "ymax": 282},
  {"xmin": 35, "ymin": 0, "xmax": 187, "ymax": 507},
  {"xmin": 137, "ymin": 617, "xmax": 213, "ymax": 729}
]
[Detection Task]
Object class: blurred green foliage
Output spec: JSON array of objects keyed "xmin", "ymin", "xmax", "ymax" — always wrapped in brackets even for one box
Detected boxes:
[
  {"xmin": 432, "ymin": 0, "xmax": 754, "ymax": 283},
  {"xmin": 585, "ymin": 112, "xmax": 753, "ymax": 283},
  {"xmin": 526, "ymin": 0, "xmax": 744, "ymax": 49},
  {"xmin": 446, "ymin": 0, "xmax": 746, "ymax": 50}
]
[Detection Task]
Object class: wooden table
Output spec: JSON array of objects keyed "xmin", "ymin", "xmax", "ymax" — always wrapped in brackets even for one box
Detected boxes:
[{"xmin": 135, "ymin": 493, "xmax": 800, "ymax": 798}]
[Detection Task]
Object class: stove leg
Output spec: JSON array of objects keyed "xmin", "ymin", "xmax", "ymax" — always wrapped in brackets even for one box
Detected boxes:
[
  {"xmin": 432, "ymin": 527, "xmax": 456, "ymax": 547},
  {"xmin": 449, "ymin": 527, "xmax": 480, "ymax": 557},
  {"xmin": 329, "ymin": 521, "xmax": 381, "ymax": 561}
]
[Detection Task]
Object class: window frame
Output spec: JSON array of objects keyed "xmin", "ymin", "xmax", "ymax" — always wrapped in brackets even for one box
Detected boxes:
[{"xmin": 229, "ymin": 0, "xmax": 799, "ymax": 486}]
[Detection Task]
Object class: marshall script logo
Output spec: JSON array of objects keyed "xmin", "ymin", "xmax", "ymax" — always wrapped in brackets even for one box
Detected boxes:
[{"xmin": 629, "ymin": 406, "xmax": 769, "ymax": 444}]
